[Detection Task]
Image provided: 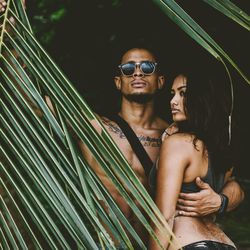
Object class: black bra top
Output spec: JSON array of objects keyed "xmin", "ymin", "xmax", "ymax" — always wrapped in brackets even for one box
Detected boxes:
[{"xmin": 149, "ymin": 153, "xmax": 225, "ymax": 196}]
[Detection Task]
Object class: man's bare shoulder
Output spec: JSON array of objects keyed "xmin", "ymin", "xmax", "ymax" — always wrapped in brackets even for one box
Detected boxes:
[
  {"xmin": 99, "ymin": 115, "xmax": 115, "ymax": 126},
  {"xmin": 99, "ymin": 115, "xmax": 126, "ymax": 139}
]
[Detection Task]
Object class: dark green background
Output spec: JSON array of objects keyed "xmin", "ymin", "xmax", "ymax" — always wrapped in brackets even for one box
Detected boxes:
[{"xmin": 26, "ymin": 1, "xmax": 250, "ymax": 248}]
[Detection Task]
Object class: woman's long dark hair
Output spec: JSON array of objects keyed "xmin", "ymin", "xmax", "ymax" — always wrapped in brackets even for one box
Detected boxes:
[{"xmin": 175, "ymin": 62, "xmax": 232, "ymax": 174}]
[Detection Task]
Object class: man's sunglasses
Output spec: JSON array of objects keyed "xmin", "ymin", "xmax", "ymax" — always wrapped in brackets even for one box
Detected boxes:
[{"xmin": 118, "ymin": 61, "xmax": 157, "ymax": 76}]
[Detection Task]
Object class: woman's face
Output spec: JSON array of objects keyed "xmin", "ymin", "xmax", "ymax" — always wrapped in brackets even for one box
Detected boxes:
[{"xmin": 170, "ymin": 74, "xmax": 187, "ymax": 122}]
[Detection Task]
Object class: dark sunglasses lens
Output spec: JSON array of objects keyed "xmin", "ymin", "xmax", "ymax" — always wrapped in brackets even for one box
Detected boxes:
[
  {"xmin": 121, "ymin": 63, "xmax": 135, "ymax": 75},
  {"xmin": 141, "ymin": 62, "xmax": 156, "ymax": 74}
]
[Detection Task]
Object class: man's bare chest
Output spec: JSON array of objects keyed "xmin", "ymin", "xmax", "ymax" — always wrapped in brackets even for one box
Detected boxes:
[{"xmin": 105, "ymin": 122, "xmax": 162, "ymax": 168}]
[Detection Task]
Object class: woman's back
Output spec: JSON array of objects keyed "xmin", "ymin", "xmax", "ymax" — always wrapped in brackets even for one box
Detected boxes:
[{"xmin": 165, "ymin": 133, "xmax": 235, "ymax": 249}]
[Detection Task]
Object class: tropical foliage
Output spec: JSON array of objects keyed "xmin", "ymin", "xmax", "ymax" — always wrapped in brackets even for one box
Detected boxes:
[
  {"xmin": 0, "ymin": 0, "xmax": 249, "ymax": 249},
  {"xmin": 0, "ymin": 1, "xmax": 174, "ymax": 249}
]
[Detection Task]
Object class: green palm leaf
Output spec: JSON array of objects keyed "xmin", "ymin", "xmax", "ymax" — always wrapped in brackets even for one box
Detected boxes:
[
  {"xmin": 152, "ymin": 0, "xmax": 250, "ymax": 85},
  {"xmin": 1, "ymin": 0, "xmax": 176, "ymax": 249},
  {"xmin": 203, "ymin": 0, "xmax": 250, "ymax": 31}
]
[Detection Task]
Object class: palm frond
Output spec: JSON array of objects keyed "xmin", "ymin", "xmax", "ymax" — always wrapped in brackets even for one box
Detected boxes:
[
  {"xmin": 1, "ymin": 0, "xmax": 176, "ymax": 249},
  {"xmin": 152, "ymin": 0, "xmax": 250, "ymax": 85},
  {"xmin": 203, "ymin": 0, "xmax": 250, "ymax": 31}
]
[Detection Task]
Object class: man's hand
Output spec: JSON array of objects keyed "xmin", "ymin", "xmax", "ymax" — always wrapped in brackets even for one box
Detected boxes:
[
  {"xmin": 0, "ymin": 0, "xmax": 7, "ymax": 12},
  {"xmin": 177, "ymin": 177, "xmax": 221, "ymax": 217},
  {"xmin": 0, "ymin": 0, "xmax": 25, "ymax": 13}
]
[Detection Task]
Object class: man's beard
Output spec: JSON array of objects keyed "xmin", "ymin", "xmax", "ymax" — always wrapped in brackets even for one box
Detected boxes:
[{"xmin": 123, "ymin": 93, "xmax": 156, "ymax": 104}]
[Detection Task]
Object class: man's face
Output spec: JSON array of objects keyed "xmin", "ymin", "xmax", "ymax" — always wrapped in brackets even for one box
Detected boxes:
[{"xmin": 114, "ymin": 48, "xmax": 165, "ymax": 100}]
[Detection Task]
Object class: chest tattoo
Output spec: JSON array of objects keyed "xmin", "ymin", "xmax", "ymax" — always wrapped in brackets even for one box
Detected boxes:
[
  {"xmin": 103, "ymin": 120, "xmax": 161, "ymax": 147},
  {"xmin": 137, "ymin": 135, "xmax": 161, "ymax": 147}
]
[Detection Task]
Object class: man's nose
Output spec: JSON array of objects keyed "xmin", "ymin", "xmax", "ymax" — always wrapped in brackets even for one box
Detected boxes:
[{"xmin": 133, "ymin": 65, "xmax": 144, "ymax": 77}]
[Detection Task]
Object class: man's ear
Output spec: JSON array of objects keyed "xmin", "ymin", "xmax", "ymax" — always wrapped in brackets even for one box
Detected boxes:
[
  {"xmin": 157, "ymin": 75, "xmax": 165, "ymax": 90},
  {"xmin": 114, "ymin": 76, "xmax": 121, "ymax": 90}
]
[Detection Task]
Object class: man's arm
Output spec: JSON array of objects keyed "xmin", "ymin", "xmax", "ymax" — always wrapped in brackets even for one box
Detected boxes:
[
  {"xmin": 177, "ymin": 176, "xmax": 244, "ymax": 217},
  {"xmin": 220, "ymin": 178, "xmax": 244, "ymax": 212}
]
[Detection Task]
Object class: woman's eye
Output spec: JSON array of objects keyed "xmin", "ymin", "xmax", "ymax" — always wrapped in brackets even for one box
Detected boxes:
[{"xmin": 180, "ymin": 90, "xmax": 186, "ymax": 97}]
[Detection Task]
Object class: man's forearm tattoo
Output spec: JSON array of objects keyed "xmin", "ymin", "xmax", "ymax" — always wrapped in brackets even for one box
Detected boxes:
[{"xmin": 103, "ymin": 119, "xmax": 161, "ymax": 147}]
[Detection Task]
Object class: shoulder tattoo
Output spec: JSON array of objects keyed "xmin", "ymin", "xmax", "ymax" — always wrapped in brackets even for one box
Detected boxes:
[
  {"xmin": 101, "ymin": 118, "xmax": 161, "ymax": 147},
  {"xmin": 102, "ymin": 118, "xmax": 126, "ymax": 139}
]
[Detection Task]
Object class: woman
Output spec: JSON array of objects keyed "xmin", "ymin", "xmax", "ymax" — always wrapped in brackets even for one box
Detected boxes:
[{"xmin": 149, "ymin": 67, "xmax": 236, "ymax": 249}]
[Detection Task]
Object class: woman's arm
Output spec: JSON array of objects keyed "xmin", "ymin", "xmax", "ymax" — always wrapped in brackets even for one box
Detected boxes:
[{"xmin": 149, "ymin": 135, "xmax": 191, "ymax": 250}]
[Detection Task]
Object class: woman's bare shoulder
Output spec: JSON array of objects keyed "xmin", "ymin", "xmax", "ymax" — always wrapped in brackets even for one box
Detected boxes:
[
  {"xmin": 163, "ymin": 132, "xmax": 193, "ymax": 144},
  {"xmin": 161, "ymin": 132, "xmax": 196, "ymax": 156},
  {"xmin": 161, "ymin": 123, "xmax": 178, "ymax": 141}
]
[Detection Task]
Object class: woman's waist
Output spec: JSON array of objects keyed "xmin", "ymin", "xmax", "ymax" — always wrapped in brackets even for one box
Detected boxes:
[
  {"xmin": 172, "ymin": 216, "xmax": 235, "ymax": 248},
  {"xmin": 173, "ymin": 215, "xmax": 223, "ymax": 233},
  {"xmin": 174, "ymin": 214, "xmax": 215, "ymax": 224}
]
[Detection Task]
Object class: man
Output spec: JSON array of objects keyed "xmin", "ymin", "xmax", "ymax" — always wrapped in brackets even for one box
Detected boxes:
[
  {"xmin": 79, "ymin": 47, "xmax": 244, "ymax": 247},
  {"xmin": 79, "ymin": 47, "xmax": 167, "ymax": 246}
]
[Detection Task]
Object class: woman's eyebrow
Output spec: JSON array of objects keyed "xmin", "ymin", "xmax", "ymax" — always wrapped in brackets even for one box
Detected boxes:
[
  {"xmin": 177, "ymin": 85, "xmax": 187, "ymax": 90},
  {"xmin": 171, "ymin": 85, "xmax": 187, "ymax": 92}
]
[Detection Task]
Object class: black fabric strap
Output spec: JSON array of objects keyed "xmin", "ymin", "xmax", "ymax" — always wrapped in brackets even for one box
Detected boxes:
[{"xmin": 109, "ymin": 114, "xmax": 153, "ymax": 176}]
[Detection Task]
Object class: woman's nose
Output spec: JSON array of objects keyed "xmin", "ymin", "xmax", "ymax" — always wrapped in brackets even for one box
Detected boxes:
[{"xmin": 170, "ymin": 95, "xmax": 178, "ymax": 106}]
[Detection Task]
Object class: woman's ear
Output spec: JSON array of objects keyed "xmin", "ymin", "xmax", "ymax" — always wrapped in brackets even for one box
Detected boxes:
[
  {"xmin": 158, "ymin": 75, "xmax": 165, "ymax": 90},
  {"xmin": 114, "ymin": 76, "xmax": 121, "ymax": 90}
]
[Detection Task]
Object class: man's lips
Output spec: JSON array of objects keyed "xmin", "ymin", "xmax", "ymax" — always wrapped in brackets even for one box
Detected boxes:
[{"xmin": 131, "ymin": 81, "xmax": 147, "ymax": 88}]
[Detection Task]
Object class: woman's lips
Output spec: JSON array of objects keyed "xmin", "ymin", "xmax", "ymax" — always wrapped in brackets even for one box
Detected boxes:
[{"xmin": 171, "ymin": 109, "xmax": 180, "ymax": 114}]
